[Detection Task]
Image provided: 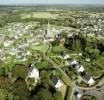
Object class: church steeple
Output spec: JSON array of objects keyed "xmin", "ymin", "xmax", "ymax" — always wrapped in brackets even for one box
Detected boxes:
[{"xmin": 47, "ymin": 21, "xmax": 50, "ymax": 35}]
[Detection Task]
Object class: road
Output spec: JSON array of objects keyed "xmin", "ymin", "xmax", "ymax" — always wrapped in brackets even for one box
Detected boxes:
[
  {"xmin": 45, "ymin": 42, "xmax": 104, "ymax": 100},
  {"xmin": 46, "ymin": 56, "xmax": 72, "ymax": 86},
  {"xmin": 46, "ymin": 56, "xmax": 104, "ymax": 100},
  {"xmin": 71, "ymin": 77, "xmax": 104, "ymax": 100}
]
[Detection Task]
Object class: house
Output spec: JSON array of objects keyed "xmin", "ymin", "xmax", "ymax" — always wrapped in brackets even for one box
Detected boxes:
[
  {"xmin": 79, "ymin": 53, "xmax": 82, "ymax": 56},
  {"xmin": 55, "ymin": 31, "xmax": 61, "ymax": 39},
  {"xmin": 51, "ymin": 75, "xmax": 63, "ymax": 89},
  {"xmin": 26, "ymin": 65, "xmax": 40, "ymax": 90},
  {"xmin": 14, "ymin": 35, "xmax": 19, "ymax": 39},
  {"xmin": 63, "ymin": 54, "xmax": 71, "ymax": 60},
  {"xmin": 71, "ymin": 59, "xmax": 78, "ymax": 67},
  {"xmin": 16, "ymin": 56, "xmax": 27, "ymax": 62},
  {"xmin": 74, "ymin": 91, "xmax": 82, "ymax": 99},
  {"xmin": 85, "ymin": 58, "xmax": 91, "ymax": 62},
  {"xmin": 81, "ymin": 72, "xmax": 95, "ymax": 86},
  {"xmin": 9, "ymin": 48, "xmax": 18, "ymax": 56},
  {"xmin": 43, "ymin": 38, "xmax": 54, "ymax": 43},
  {"xmin": 26, "ymin": 51, "xmax": 32, "ymax": 56},
  {"xmin": 77, "ymin": 65, "xmax": 85, "ymax": 73},
  {"xmin": 4, "ymin": 40, "xmax": 13, "ymax": 47},
  {"xmin": 28, "ymin": 67, "xmax": 39, "ymax": 80},
  {"xmin": 88, "ymin": 77, "xmax": 95, "ymax": 86},
  {"xmin": 73, "ymin": 64, "xmax": 85, "ymax": 73}
]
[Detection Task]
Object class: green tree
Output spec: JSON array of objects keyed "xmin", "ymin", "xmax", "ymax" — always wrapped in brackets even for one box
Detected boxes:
[
  {"xmin": 97, "ymin": 39, "xmax": 104, "ymax": 54},
  {"xmin": 12, "ymin": 78, "xmax": 30, "ymax": 98},
  {"xmin": 33, "ymin": 88, "xmax": 53, "ymax": 100},
  {"xmin": 0, "ymin": 67, "xmax": 5, "ymax": 76},
  {"xmin": 54, "ymin": 92, "xmax": 63, "ymax": 100},
  {"xmin": 12, "ymin": 64, "xmax": 28, "ymax": 79},
  {"xmin": 79, "ymin": 33, "xmax": 86, "ymax": 52},
  {"xmin": 85, "ymin": 48, "xmax": 100, "ymax": 60}
]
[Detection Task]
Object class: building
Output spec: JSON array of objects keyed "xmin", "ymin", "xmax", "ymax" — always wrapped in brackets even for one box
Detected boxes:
[
  {"xmin": 85, "ymin": 58, "xmax": 91, "ymax": 62},
  {"xmin": 51, "ymin": 75, "xmax": 63, "ymax": 89},
  {"xmin": 74, "ymin": 91, "xmax": 83, "ymax": 99},
  {"xmin": 71, "ymin": 59, "xmax": 78, "ymax": 67},
  {"xmin": 63, "ymin": 54, "xmax": 71, "ymax": 60},
  {"xmin": 88, "ymin": 77, "xmax": 95, "ymax": 86},
  {"xmin": 81, "ymin": 72, "xmax": 95, "ymax": 86},
  {"xmin": 77, "ymin": 65, "xmax": 85, "ymax": 73},
  {"xmin": 4, "ymin": 40, "xmax": 13, "ymax": 47},
  {"xmin": 28, "ymin": 67, "xmax": 39, "ymax": 80}
]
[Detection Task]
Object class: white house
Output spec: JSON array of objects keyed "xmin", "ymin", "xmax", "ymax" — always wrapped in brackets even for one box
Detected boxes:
[
  {"xmin": 26, "ymin": 51, "xmax": 32, "ymax": 56},
  {"xmin": 4, "ymin": 41, "xmax": 13, "ymax": 47},
  {"xmin": 79, "ymin": 53, "xmax": 82, "ymax": 56},
  {"xmin": 85, "ymin": 58, "xmax": 91, "ymax": 62},
  {"xmin": 77, "ymin": 65, "xmax": 85, "ymax": 73},
  {"xmin": 74, "ymin": 91, "xmax": 83, "ymax": 99},
  {"xmin": 88, "ymin": 77, "xmax": 95, "ymax": 86},
  {"xmin": 77, "ymin": 93, "xmax": 82, "ymax": 99},
  {"xmin": 71, "ymin": 59, "xmax": 78, "ymax": 66},
  {"xmin": 9, "ymin": 48, "xmax": 18, "ymax": 56},
  {"xmin": 28, "ymin": 67, "xmax": 39, "ymax": 80},
  {"xmin": 64, "ymin": 54, "xmax": 70, "ymax": 60},
  {"xmin": 55, "ymin": 79, "xmax": 63, "ymax": 89},
  {"xmin": 51, "ymin": 75, "xmax": 63, "ymax": 89}
]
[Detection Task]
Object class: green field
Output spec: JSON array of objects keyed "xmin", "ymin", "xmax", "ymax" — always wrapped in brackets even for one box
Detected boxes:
[
  {"xmin": 21, "ymin": 12, "xmax": 58, "ymax": 19},
  {"xmin": 32, "ymin": 43, "xmax": 49, "ymax": 53}
]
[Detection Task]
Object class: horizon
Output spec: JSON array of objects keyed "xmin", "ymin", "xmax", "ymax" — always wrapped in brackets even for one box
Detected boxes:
[
  {"xmin": 0, "ymin": 0, "xmax": 104, "ymax": 5},
  {"xmin": 0, "ymin": 3, "xmax": 104, "ymax": 6}
]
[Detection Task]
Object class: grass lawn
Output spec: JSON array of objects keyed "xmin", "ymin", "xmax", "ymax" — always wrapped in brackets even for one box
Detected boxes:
[
  {"xmin": 80, "ymin": 56, "xmax": 104, "ymax": 78},
  {"xmin": 51, "ymin": 56, "xmax": 67, "ymax": 67},
  {"xmin": 52, "ymin": 45, "xmax": 66, "ymax": 54},
  {"xmin": 66, "ymin": 86, "xmax": 72, "ymax": 100},
  {"xmin": 36, "ymin": 60, "xmax": 52, "ymax": 70},
  {"xmin": 32, "ymin": 43, "xmax": 49, "ymax": 53},
  {"xmin": 0, "ymin": 89, "xmax": 14, "ymax": 100}
]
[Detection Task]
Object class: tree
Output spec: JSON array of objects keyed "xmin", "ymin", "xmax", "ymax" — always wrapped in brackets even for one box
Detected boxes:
[
  {"xmin": 54, "ymin": 92, "xmax": 63, "ymax": 100},
  {"xmin": 12, "ymin": 64, "xmax": 28, "ymax": 79},
  {"xmin": 0, "ymin": 19, "xmax": 6, "ymax": 27},
  {"xmin": 85, "ymin": 48, "xmax": 100, "ymax": 60},
  {"xmin": 97, "ymin": 39, "xmax": 104, "ymax": 54},
  {"xmin": 0, "ymin": 67, "xmax": 5, "ymax": 76},
  {"xmin": 12, "ymin": 78, "xmax": 30, "ymax": 98},
  {"xmin": 34, "ymin": 88, "xmax": 53, "ymax": 100},
  {"xmin": 79, "ymin": 33, "xmax": 86, "ymax": 52},
  {"xmin": 64, "ymin": 37, "xmax": 73, "ymax": 50}
]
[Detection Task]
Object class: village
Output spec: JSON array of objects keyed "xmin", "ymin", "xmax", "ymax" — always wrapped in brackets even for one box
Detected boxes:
[{"xmin": 0, "ymin": 6, "xmax": 104, "ymax": 100}]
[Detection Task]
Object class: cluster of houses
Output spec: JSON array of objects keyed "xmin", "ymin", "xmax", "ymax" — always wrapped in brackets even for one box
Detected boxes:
[
  {"xmin": 0, "ymin": 20, "xmax": 64, "ymax": 64},
  {"xmin": 26, "ymin": 63, "xmax": 64, "ymax": 91},
  {"xmin": 0, "ymin": 22, "xmax": 41, "ymax": 62},
  {"xmin": 63, "ymin": 54, "xmax": 95, "ymax": 86},
  {"xmin": 78, "ymin": 15, "xmax": 104, "ymax": 37},
  {"xmin": 0, "ymin": 21, "xmax": 66, "ymax": 92}
]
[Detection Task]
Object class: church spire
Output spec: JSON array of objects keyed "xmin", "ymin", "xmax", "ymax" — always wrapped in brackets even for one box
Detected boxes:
[{"xmin": 47, "ymin": 21, "xmax": 50, "ymax": 35}]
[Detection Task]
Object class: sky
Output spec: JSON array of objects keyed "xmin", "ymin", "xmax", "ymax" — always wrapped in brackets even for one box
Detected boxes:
[{"xmin": 0, "ymin": 0, "xmax": 104, "ymax": 5}]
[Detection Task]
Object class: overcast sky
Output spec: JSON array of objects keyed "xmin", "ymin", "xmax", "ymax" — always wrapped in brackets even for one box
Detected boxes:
[{"xmin": 0, "ymin": 0, "xmax": 104, "ymax": 5}]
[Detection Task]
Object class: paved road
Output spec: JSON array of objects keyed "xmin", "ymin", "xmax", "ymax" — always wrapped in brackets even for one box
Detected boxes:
[
  {"xmin": 71, "ymin": 79, "xmax": 104, "ymax": 100},
  {"xmin": 46, "ymin": 56, "xmax": 72, "ymax": 86},
  {"xmin": 45, "ymin": 42, "xmax": 104, "ymax": 100},
  {"xmin": 46, "ymin": 56, "xmax": 104, "ymax": 100}
]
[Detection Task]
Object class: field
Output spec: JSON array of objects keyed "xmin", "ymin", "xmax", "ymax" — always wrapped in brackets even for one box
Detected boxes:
[
  {"xmin": 32, "ymin": 43, "xmax": 49, "ymax": 53},
  {"xmin": 21, "ymin": 12, "xmax": 58, "ymax": 19}
]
